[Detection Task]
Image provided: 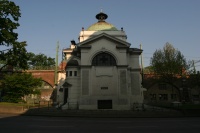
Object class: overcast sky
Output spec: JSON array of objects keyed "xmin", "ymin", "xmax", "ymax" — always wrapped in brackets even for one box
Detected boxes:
[{"xmin": 11, "ymin": 0, "xmax": 200, "ymax": 70}]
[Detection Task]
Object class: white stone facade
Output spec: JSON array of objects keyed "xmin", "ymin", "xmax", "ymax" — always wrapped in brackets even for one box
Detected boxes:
[{"xmin": 57, "ymin": 12, "xmax": 144, "ymax": 110}]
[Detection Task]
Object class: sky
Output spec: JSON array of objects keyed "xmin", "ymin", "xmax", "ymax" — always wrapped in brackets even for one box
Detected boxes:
[{"xmin": 10, "ymin": 0, "xmax": 200, "ymax": 70}]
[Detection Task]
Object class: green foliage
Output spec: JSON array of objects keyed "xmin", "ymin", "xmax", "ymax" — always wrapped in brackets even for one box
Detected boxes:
[
  {"xmin": 151, "ymin": 42, "xmax": 188, "ymax": 76},
  {"xmin": 143, "ymin": 66, "xmax": 154, "ymax": 74},
  {"xmin": 150, "ymin": 42, "xmax": 188, "ymax": 91},
  {"xmin": 0, "ymin": 0, "xmax": 20, "ymax": 46},
  {"xmin": 27, "ymin": 52, "xmax": 55, "ymax": 70},
  {"xmin": 0, "ymin": 0, "xmax": 28, "ymax": 70},
  {"xmin": 0, "ymin": 73, "xmax": 42, "ymax": 103},
  {"xmin": 5, "ymin": 41, "xmax": 28, "ymax": 70}
]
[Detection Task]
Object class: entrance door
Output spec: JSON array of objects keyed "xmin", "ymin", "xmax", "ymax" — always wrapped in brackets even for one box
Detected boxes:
[
  {"xmin": 98, "ymin": 100, "xmax": 112, "ymax": 109},
  {"xmin": 63, "ymin": 88, "xmax": 68, "ymax": 104}
]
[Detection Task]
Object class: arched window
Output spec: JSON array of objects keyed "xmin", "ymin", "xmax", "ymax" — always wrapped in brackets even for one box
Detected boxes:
[{"xmin": 92, "ymin": 53, "xmax": 116, "ymax": 66}]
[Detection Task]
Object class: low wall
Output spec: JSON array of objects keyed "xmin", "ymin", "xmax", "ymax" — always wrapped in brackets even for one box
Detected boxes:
[{"xmin": 0, "ymin": 105, "xmax": 26, "ymax": 114}]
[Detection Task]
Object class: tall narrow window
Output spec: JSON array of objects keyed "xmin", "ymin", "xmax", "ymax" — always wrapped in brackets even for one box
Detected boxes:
[
  {"xmin": 69, "ymin": 71, "xmax": 73, "ymax": 76},
  {"xmin": 74, "ymin": 71, "xmax": 77, "ymax": 76}
]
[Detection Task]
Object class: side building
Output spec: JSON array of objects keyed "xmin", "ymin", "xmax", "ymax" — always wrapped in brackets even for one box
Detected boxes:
[{"xmin": 57, "ymin": 12, "xmax": 144, "ymax": 110}]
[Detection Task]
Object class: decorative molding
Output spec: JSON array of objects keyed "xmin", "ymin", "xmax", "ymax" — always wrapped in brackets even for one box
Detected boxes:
[
  {"xmin": 78, "ymin": 45, "xmax": 91, "ymax": 49},
  {"xmin": 129, "ymin": 48, "xmax": 143, "ymax": 55},
  {"xmin": 130, "ymin": 68, "xmax": 141, "ymax": 72},
  {"xmin": 117, "ymin": 65, "xmax": 128, "ymax": 68},
  {"xmin": 116, "ymin": 46, "xmax": 128, "ymax": 49},
  {"xmin": 80, "ymin": 65, "xmax": 92, "ymax": 68}
]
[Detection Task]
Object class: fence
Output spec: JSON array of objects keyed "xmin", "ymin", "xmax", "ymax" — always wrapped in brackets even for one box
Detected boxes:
[{"xmin": 27, "ymin": 100, "xmax": 53, "ymax": 110}]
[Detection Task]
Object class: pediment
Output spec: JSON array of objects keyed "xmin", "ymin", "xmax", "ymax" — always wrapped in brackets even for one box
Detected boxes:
[{"xmin": 77, "ymin": 33, "xmax": 130, "ymax": 48}]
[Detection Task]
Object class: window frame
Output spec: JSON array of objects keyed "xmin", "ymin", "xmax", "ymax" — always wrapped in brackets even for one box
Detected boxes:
[
  {"xmin": 92, "ymin": 52, "xmax": 116, "ymax": 66},
  {"xmin": 74, "ymin": 71, "xmax": 77, "ymax": 76}
]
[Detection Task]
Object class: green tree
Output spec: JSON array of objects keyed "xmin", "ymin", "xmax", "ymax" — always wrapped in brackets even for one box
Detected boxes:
[
  {"xmin": 27, "ymin": 52, "xmax": 55, "ymax": 70},
  {"xmin": 150, "ymin": 42, "xmax": 188, "ymax": 90},
  {"xmin": 0, "ymin": 0, "xmax": 28, "ymax": 71},
  {"xmin": 0, "ymin": 73, "xmax": 42, "ymax": 103}
]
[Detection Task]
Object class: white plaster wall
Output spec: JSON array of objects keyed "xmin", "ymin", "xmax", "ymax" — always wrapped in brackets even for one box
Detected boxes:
[
  {"xmin": 91, "ymin": 66, "xmax": 118, "ymax": 96},
  {"xmin": 65, "ymin": 67, "xmax": 80, "ymax": 109},
  {"xmin": 80, "ymin": 39, "xmax": 127, "ymax": 66},
  {"xmin": 79, "ymin": 96, "xmax": 131, "ymax": 110},
  {"xmin": 78, "ymin": 38, "xmax": 143, "ymax": 110},
  {"xmin": 128, "ymin": 53, "xmax": 143, "ymax": 105},
  {"xmin": 78, "ymin": 68, "xmax": 143, "ymax": 110},
  {"xmin": 130, "ymin": 71, "xmax": 143, "ymax": 103},
  {"xmin": 62, "ymin": 49, "xmax": 73, "ymax": 61},
  {"xmin": 79, "ymin": 65, "xmax": 134, "ymax": 110},
  {"xmin": 129, "ymin": 54, "xmax": 140, "ymax": 69},
  {"xmin": 67, "ymin": 78, "xmax": 80, "ymax": 109},
  {"xmin": 56, "ymin": 72, "xmax": 66, "ymax": 104}
]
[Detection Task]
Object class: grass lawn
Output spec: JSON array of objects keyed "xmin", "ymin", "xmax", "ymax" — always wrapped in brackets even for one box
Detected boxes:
[
  {"xmin": 0, "ymin": 101, "xmax": 53, "ymax": 109},
  {"xmin": 0, "ymin": 102, "xmax": 39, "ymax": 109},
  {"xmin": 0, "ymin": 102, "xmax": 27, "ymax": 106}
]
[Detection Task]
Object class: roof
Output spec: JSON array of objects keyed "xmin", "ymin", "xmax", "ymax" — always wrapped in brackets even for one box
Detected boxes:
[
  {"xmin": 78, "ymin": 32, "xmax": 131, "ymax": 47},
  {"xmin": 67, "ymin": 60, "xmax": 79, "ymax": 66},
  {"xmin": 87, "ymin": 12, "xmax": 118, "ymax": 31},
  {"xmin": 87, "ymin": 21, "xmax": 118, "ymax": 31},
  {"xmin": 62, "ymin": 82, "xmax": 72, "ymax": 87}
]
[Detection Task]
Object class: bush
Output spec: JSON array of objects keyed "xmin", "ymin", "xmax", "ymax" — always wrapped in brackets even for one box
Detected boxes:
[{"xmin": 2, "ymin": 95, "xmax": 25, "ymax": 103}]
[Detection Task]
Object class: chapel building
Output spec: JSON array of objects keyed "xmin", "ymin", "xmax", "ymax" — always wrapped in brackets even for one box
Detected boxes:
[{"xmin": 57, "ymin": 11, "xmax": 144, "ymax": 110}]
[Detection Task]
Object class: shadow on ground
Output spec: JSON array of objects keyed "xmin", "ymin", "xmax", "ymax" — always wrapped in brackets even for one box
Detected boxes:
[
  {"xmin": 22, "ymin": 106, "xmax": 188, "ymax": 118},
  {"xmin": 1, "ymin": 104, "xmax": 200, "ymax": 118}
]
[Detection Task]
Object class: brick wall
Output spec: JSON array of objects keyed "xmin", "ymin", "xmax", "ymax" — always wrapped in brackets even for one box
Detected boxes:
[{"xmin": 26, "ymin": 70, "xmax": 55, "ymax": 87}]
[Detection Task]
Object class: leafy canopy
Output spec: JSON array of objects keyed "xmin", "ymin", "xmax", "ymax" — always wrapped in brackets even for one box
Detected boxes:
[
  {"xmin": 27, "ymin": 52, "xmax": 55, "ymax": 69},
  {"xmin": 150, "ymin": 42, "xmax": 188, "ymax": 77},
  {"xmin": 0, "ymin": 73, "xmax": 42, "ymax": 103},
  {"xmin": 0, "ymin": 0, "xmax": 20, "ymax": 46},
  {"xmin": 0, "ymin": 0, "xmax": 28, "ymax": 70}
]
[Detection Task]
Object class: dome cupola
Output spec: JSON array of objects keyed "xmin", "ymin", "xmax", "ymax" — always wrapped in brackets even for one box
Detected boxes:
[{"xmin": 87, "ymin": 12, "xmax": 118, "ymax": 31}]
